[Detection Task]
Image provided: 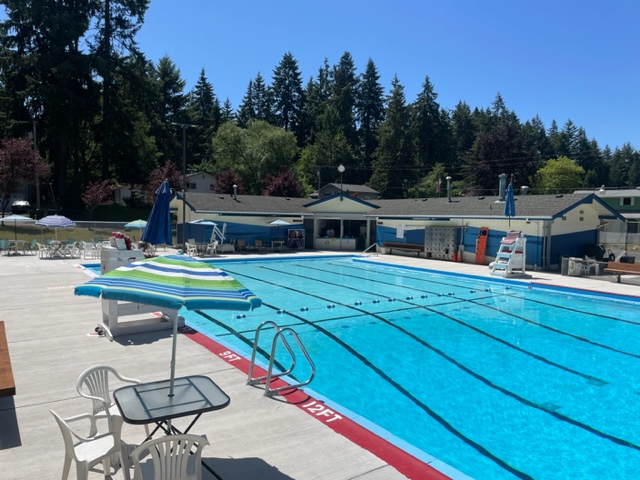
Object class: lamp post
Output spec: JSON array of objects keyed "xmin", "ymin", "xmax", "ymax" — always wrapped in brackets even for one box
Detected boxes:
[
  {"xmin": 171, "ymin": 122, "xmax": 196, "ymax": 248},
  {"xmin": 337, "ymin": 164, "xmax": 345, "ymax": 199}
]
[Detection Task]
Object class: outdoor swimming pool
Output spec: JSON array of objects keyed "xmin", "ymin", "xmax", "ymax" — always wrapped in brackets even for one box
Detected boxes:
[{"xmin": 88, "ymin": 256, "xmax": 640, "ymax": 479}]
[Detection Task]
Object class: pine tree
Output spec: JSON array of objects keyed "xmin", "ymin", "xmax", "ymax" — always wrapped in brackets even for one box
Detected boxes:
[
  {"xmin": 236, "ymin": 80, "xmax": 255, "ymax": 127},
  {"xmin": 271, "ymin": 52, "xmax": 304, "ymax": 138},
  {"xmin": 356, "ymin": 59, "xmax": 385, "ymax": 184},
  {"xmin": 369, "ymin": 76, "xmax": 412, "ymax": 198},
  {"xmin": 409, "ymin": 75, "xmax": 453, "ymax": 176}
]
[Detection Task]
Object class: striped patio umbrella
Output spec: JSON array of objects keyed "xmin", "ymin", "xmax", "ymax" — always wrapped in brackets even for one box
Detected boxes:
[
  {"xmin": 74, "ymin": 254, "xmax": 261, "ymax": 394},
  {"xmin": 35, "ymin": 214, "xmax": 76, "ymax": 240}
]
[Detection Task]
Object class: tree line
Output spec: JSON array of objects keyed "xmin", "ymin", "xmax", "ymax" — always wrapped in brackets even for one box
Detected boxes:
[{"xmin": 1, "ymin": 1, "xmax": 638, "ymax": 214}]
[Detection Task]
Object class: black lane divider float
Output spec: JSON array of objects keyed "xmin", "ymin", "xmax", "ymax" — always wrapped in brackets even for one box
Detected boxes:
[
  {"xmin": 231, "ymin": 265, "xmax": 640, "ymax": 455},
  {"xmin": 467, "ymin": 296, "xmax": 640, "ymax": 361},
  {"xmin": 220, "ymin": 268, "xmax": 533, "ymax": 479},
  {"xmin": 263, "ymin": 264, "xmax": 609, "ymax": 384},
  {"xmin": 305, "ymin": 261, "xmax": 640, "ymax": 360},
  {"xmin": 335, "ymin": 260, "xmax": 638, "ymax": 326}
]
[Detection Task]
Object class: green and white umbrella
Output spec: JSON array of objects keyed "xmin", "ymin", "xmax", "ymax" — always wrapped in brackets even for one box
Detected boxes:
[{"xmin": 74, "ymin": 254, "xmax": 261, "ymax": 394}]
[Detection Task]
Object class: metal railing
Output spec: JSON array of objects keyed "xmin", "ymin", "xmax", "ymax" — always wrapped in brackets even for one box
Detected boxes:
[
  {"xmin": 247, "ymin": 321, "xmax": 315, "ymax": 396},
  {"xmin": 360, "ymin": 243, "xmax": 379, "ymax": 256}
]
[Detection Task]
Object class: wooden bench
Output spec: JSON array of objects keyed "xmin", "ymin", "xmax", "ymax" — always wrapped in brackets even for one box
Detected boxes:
[
  {"xmin": 604, "ymin": 261, "xmax": 640, "ymax": 283},
  {"xmin": 383, "ymin": 241, "xmax": 424, "ymax": 256},
  {"xmin": 0, "ymin": 321, "xmax": 16, "ymax": 397}
]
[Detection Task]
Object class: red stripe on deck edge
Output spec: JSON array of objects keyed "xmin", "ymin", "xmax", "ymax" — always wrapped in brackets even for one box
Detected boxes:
[{"xmin": 184, "ymin": 328, "xmax": 451, "ymax": 480}]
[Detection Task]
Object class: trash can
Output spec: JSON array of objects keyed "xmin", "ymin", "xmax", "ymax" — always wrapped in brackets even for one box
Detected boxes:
[{"xmin": 561, "ymin": 256, "xmax": 569, "ymax": 275}]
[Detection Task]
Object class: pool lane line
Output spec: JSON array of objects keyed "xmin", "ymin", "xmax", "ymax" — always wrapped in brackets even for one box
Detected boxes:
[
  {"xmin": 288, "ymin": 262, "xmax": 640, "ymax": 359},
  {"xmin": 253, "ymin": 265, "xmax": 612, "ymax": 383},
  {"xmin": 320, "ymin": 260, "xmax": 635, "ymax": 326},
  {"xmin": 467, "ymin": 296, "xmax": 640, "ymax": 361},
  {"xmin": 261, "ymin": 301, "xmax": 535, "ymax": 480},
  {"xmin": 219, "ymin": 270, "xmax": 534, "ymax": 478},
  {"xmin": 223, "ymin": 266, "xmax": 640, "ymax": 455},
  {"xmin": 180, "ymin": 326, "xmax": 452, "ymax": 480}
]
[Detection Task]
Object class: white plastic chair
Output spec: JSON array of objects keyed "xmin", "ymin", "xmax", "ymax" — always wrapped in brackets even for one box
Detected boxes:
[
  {"xmin": 81, "ymin": 241, "xmax": 97, "ymax": 259},
  {"xmin": 50, "ymin": 409, "xmax": 130, "ymax": 480},
  {"xmin": 76, "ymin": 365, "xmax": 148, "ymax": 439},
  {"xmin": 131, "ymin": 434, "xmax": 209, "ymax": 480},
  {"xmin": 205, "ymin": 240, "xmax": 218, "ymax": 257},
  {"xmin": 185, "ymin": 242, "xmax": 198, "ymax": 257}
]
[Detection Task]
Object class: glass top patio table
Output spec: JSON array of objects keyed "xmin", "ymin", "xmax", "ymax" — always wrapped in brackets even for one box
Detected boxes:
[{"xmin": 113, "ymin": 375, "xmax": 230, "ymax": 428}]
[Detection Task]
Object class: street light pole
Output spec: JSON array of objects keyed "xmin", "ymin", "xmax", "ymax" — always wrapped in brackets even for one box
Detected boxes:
[
  {"xmin": 337, "ymin": 164, "xmax": 345, "ymax": 201},
  {"xmin": 171, "ymin": 122, "xmax": 196, "ymax": 249}
]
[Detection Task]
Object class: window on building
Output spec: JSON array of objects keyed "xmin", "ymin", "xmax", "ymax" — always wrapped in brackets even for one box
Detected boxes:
[{"xmin": 621, "ymin": 197, "xmax": 634, "ymax": 206}]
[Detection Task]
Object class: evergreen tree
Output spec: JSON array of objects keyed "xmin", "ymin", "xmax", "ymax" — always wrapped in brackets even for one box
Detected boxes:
[
  {"xmin": 187, "ymin": 68, "xmax": 220, "ymax": 165},
  {"xmin": 325, "ymin": 52, "xmax": 358, "ymax": 147},
  {"xmin": 220, "ymin": 98, "xmax": 235, "ymax": 123},
  {"xmin": 369, "ymin": 76, "xmax": 412, "ymax": 198},
  {"xmin": 89, "ymin": 0, "xmax": 149, "ymax": 179},
  {"xmin": 152, "ymin": 56, "xmax": 187, "ymax": 166},
  {"xmin": 450, "ymin": 101, "xmax": 476, "ymax": 179},
  {"xmin": 300, "ymin": 59, "xmax": 331, "ymax": 144},
  {"xmin": 271, "ymin": 52, "xmax": 305, "ymax": 140},
  {"xmin": 409, "ymin": 75, "xmax": 452, "ymax": 176},
  {"xmin": 252, "ymin": 72, "xmax": 273, "ymax": 123},
  {"xmin": 356, "ymin": 58, "xmax": 385, "ymax": 184},
  {"xmin": 236, "ymin": 80, "xmax": 255, "ymax": 127}
]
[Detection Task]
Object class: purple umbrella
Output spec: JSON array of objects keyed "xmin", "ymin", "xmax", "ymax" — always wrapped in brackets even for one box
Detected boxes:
[{"xmin": 35, "ymin": 215, "xmax": 76, "ymax": 239}]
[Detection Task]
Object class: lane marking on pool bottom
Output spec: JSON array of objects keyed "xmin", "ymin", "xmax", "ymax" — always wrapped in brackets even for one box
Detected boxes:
[{"xmin": 181, "ymin": 327, "xmax": 453, "ymax": 480}]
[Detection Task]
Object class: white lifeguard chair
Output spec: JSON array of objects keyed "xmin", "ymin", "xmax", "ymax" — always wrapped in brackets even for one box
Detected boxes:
[{"xmin": 490, "ymin": 230, "xmax": 527, "ymax": 277}]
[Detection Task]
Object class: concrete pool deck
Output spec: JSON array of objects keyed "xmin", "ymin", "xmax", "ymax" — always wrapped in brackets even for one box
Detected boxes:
[{"xmin": 1, "ymin": 249, "xmax": 638, "ymax": 480}]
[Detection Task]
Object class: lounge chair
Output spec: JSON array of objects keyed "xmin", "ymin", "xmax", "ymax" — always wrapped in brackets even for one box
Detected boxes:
[
  {"xmin": 236, "ymin": 238, "xmax": 246, "ymax": 252},
  {"xmin": 0, "ymin": 239, "xmax": 9, "ymax": 255}
]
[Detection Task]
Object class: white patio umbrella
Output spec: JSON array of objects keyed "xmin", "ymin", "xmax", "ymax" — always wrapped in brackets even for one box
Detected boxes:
[
  {"xmin": 1, "ymin": 214, "xmax": 36, "ymax": 241},
  {"xmin": 268, "ymin": 219, "xmax": 291, "ymax": 241}
]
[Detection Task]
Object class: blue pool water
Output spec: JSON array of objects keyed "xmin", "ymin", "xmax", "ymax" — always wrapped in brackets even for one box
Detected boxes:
[{"xmin": 87, "ymin": 257, "xmax": 640, "ymax": 479}]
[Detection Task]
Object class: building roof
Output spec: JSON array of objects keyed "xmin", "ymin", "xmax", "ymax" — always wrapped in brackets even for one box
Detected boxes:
[
  {"xmin": 369, "ymin": 193, "xmax": 623, "ymax": 220},
  {"xmin": 183, "ymin": 192, "xmax": 311, "ymax": 216},
  {"xmin": 574, "ymin": 187, "xmax": 640, "ymax": 198},
  {"xmin": 179, "ymin": 191, "xmax": 624, "ymax": 221},
  {"xmin": 323, "ymin": 183, "xmax": 380, "ymax": 194}
]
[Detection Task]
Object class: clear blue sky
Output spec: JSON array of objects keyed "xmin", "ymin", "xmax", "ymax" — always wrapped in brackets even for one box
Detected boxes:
[{"xmin": 136, "ymin": 1, "xmax": 639, "ymax": 151}]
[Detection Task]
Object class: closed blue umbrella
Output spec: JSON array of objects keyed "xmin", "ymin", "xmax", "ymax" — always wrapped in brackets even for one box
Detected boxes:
[
  {"xmin": 503, "ymin": 181, "xmax": 516, "ymax": 226},
  {"xmin": 141, "ymin": 180, "xmax": 173, "ymax": 246}
]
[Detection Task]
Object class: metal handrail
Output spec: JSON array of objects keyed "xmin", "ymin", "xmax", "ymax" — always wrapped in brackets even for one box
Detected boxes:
[
  {"xmin": 360, "ymin": 243, "xmax": 379, "ymax": 256},
  {"xmin": 247, "ymin": 321, "xmax": 315, "ymax": 396}
]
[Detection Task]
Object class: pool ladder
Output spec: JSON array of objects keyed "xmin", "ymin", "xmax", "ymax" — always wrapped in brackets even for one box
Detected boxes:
[
  {"xmin": 247, "ymin": 321, "xmax": 315, "ymax": 396},
  {"xmin": 360, "ymin": 243, "xmax": 379, "ymax": 256}
]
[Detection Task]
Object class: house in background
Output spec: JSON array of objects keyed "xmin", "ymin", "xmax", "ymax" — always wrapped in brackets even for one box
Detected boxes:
[
  {"xmin": 185, "ymin": 171, "xmax": 217, "ymax": 193},
  {"xmin": 113, "ymin": 183, "xmax": 144, "ymax": 206},
  {"xmin": 574, "ymin": 186, "xmax": 640, "ymax": 252}
]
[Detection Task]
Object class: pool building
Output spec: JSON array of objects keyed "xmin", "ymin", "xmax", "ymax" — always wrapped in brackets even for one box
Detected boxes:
[{"xmin": 173, "ymin": 175, "xmax": 625, "ymax": 272}]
